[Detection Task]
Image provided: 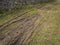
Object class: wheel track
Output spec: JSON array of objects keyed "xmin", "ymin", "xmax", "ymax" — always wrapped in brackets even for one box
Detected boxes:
[
  {"xmin": 12, "ymin": 14, "xmax": 40, "ymax": 45},
  {"xmin": 8, "ymin": 14, "xmax": 40, "ymax": 45},
  {"xmin": 8, "ymin": 15, "xmax": 37, "ymax": 45},
  {"xmin": 21, "ymin": 15, "xmax": 41, "ymax": 45},
  {"xmin": 9, "ymin": 23, "xmax": 34, "ymax": 45},
  {"xmin": 4, "ymin": 14, "xmax": 38, "ymax": 35},
  {"xmin": 0, "ymin": 14, "xmax": 40, "ymax": 45}
]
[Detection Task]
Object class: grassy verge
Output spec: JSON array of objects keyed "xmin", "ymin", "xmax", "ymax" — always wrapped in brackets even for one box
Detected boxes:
[{"xmin": 27, "ymin": 3, "xmax": 60, "ymax": 45}]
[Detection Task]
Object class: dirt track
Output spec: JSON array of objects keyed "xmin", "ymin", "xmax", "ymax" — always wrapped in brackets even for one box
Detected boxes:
[
  {"xmin": 0, "ymin": 13, "xmax": 41, "ymax": 45},
  {"xmin": 0, "ymin": 4, "xmax": 45, "ymax": 45}
]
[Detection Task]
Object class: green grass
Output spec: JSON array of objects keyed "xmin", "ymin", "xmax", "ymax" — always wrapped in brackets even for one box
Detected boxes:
[{"xmin": 26, "ymin": 3, "xmax": 60, "ymax": 45}]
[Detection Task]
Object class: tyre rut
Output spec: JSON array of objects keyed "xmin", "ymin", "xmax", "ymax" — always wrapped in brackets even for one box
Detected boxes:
[{"xmin": 0, "ymin": 14, "xmax": 40, "ymax": 45}]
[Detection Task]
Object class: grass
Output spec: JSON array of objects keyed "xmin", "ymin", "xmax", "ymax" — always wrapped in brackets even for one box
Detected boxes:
[{"xmin": 26, "ymin": 3, "xmax": 60, "ymax": 45}]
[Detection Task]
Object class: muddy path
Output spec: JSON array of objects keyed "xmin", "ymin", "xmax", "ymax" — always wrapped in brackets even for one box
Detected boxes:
[
  {"xmin": 0, "ymin": 14, "xmax": 40, "ymax": 45},
  {"xmin": 11, "ymin": 14, "xmax": 41, "ymax": 45},
  {"xmin": 0, "ymin": 4, "xmax": 46, "ymax": 45}
]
